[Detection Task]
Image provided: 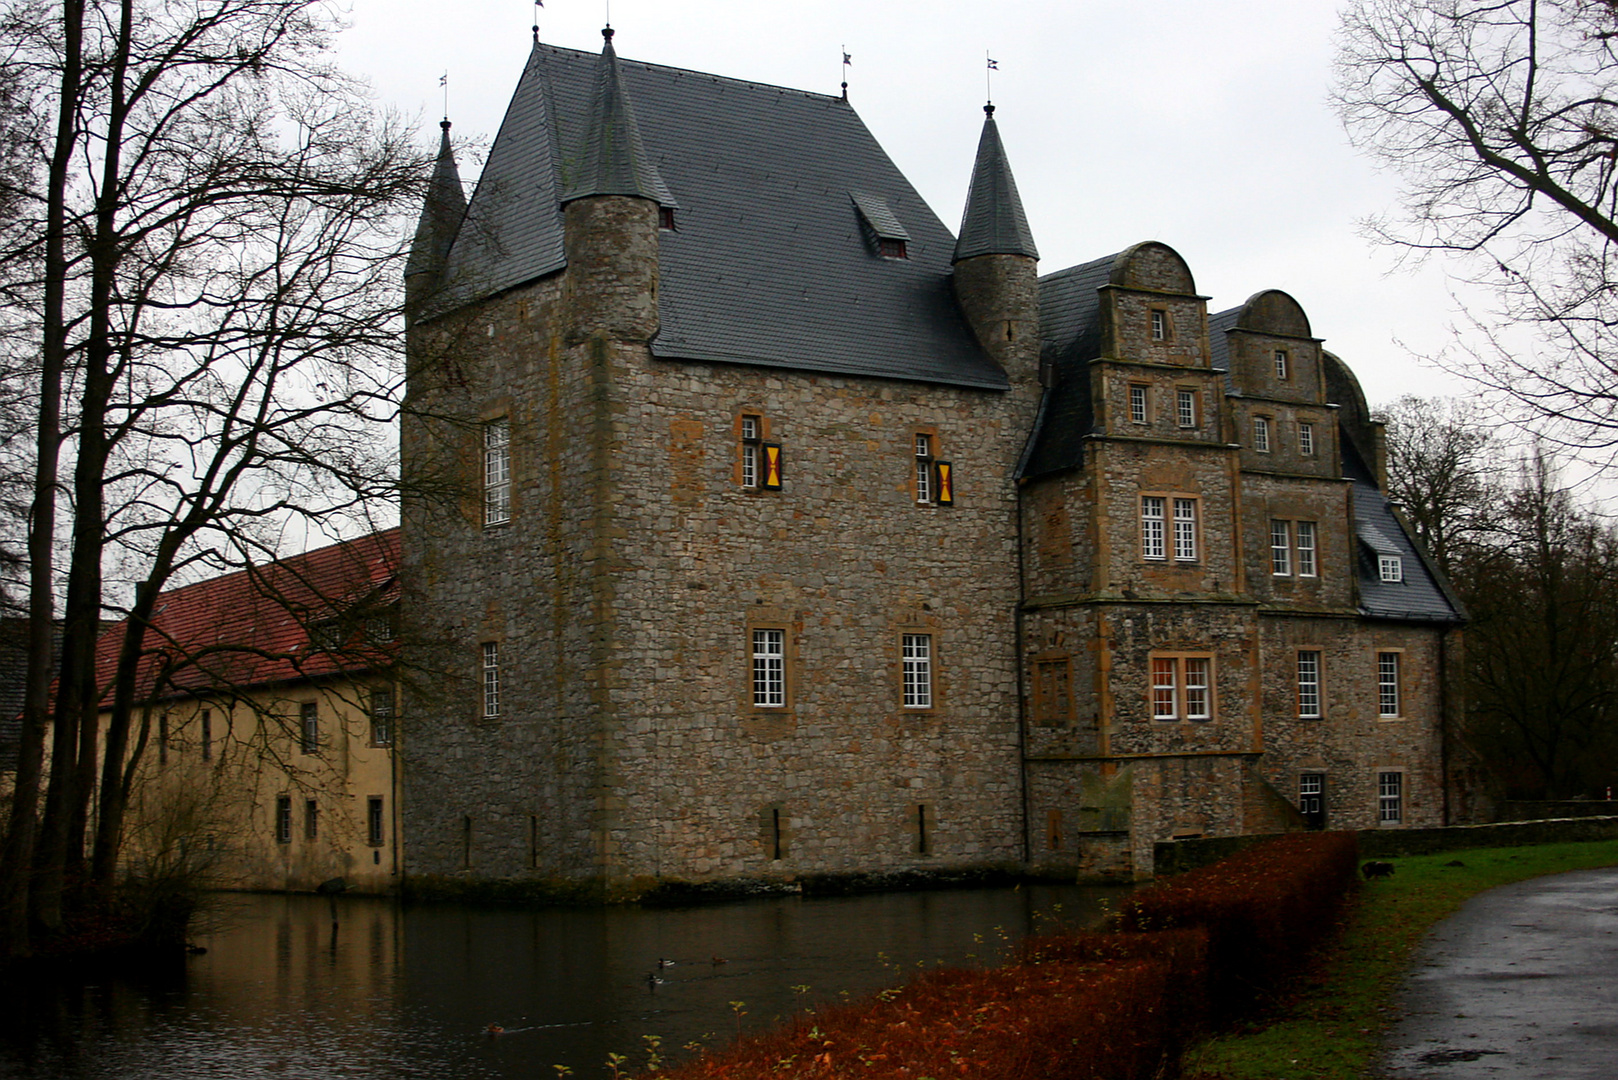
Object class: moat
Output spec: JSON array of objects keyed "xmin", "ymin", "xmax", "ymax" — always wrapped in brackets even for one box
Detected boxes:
[{"xmin": 0, "ymin": 882, "xmax": 1123, "ymax": 1080}]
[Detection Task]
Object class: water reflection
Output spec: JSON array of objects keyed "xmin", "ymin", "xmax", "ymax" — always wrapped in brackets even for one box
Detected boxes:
[{"xmin": 0, "ymin": 883, "xmax": 1124, "ymax": 1080}]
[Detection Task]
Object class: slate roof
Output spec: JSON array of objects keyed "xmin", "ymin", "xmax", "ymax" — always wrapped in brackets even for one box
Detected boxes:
[
  {"xmin": 92, "ymin": 530, "xmax": 400, "ymax": 704},
  {"xmin": 559, "ymin": 29, "xmax": 674, "ymax": 206},
  {"xmin": 405, "ymin": 121, "xmax": 469, "ymax": 283},
  {"xmin": 953, "ymin": 107, "xmax": 1038, "ymax": 261},
  {"xmin": 432, "ymin": 40, "xmax": 1006, "ymax": 390},
  {"xmin": 1021, "ymin": 253, "xmax": 1117, "ymax": 477},
  {"xmin": 1342, "ymin": 444, "xmax": 1464, "ymax": 624},
  {"xmin": 1207, "ymin": 305, "xmax": 1241, "ymax": 393}
]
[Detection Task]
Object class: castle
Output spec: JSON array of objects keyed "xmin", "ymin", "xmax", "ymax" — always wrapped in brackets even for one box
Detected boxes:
[{"xmin": 398, "ymin": 30, "xmax": 1463, "ymax": 892}]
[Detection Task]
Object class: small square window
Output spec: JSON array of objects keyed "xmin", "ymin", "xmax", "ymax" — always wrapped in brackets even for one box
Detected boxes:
[
  {"xmin": 878, "ymin": 237, "xmax": 908, "ymax": 259},
  {"xmin": 1129, "ymin": 385, "xmax": 1148, "ymax": 425},
  {"xmin": 659, "ymin": 206, "xmax": 676, "ymax": 230},
  {"xmin": 1379, "ymin": 555, "xmax": 1403, "ymax": 583}
]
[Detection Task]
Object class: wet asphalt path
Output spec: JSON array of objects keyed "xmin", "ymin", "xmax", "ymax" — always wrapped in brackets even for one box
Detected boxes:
[{"xmin": 1381, "ymin": 866, "xmax": 1618, "ymax": 1078}]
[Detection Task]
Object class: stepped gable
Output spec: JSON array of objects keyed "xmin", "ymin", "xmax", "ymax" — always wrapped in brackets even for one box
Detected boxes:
[
  {"xmin": 93, "ymin": 529, "xmax": 400, "ymax": 702},
  {"xmin": 437, "ymin": 40, "xmax": 1005, "ymax": 390},
  {"xmin": 1020, "ymin": 252, "xmax": 1118, "ymax": 477}
]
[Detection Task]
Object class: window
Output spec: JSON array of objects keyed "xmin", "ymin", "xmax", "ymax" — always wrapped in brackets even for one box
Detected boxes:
[
  {"xmin": 370, "ymin": 688, "xmax": 394, "ymax": 746},
  {"xmin": 1150, "ymin": 309, "xmax": 1168, "ymax": 341},
  {"xmin": 1296, "ymin": 521, "xmax": 1317, "ymax": 577},
  {"xmin": 1176, "ymin": 388, "xmax": 1197, "ymax": 429},
  {"xmin": 1299, "ymin": 421, "xmax": 1315, "ymax": 456},
  {"xmin": 878, "ymin": 237, "xmax": 908, "ymax": 259},
  {"xmin": 275, "ymin": 796, "xmax": 292, "ymax": 843},
  {"xmin": 659, "ymin": 206, "xmax": 676, "ymax": 230},
  {"xmin": 1378, "ymin": 652, "xmax": 1401, "ymax": 717},
  {"xmin": 482, "ymin": 642, "xmax": 501, "ymax": 718},
  {"xmin": 300, "ymin": 701, "xmax": 319, "ymax": 754},
  {"xmin": 1378, "ymin": 772, "xmax": 1403, "ymax": 823},
  {"xmin": 1379, "ymin": 555, "xmax": 1404, "ymax": 583},
  {"xmin": 1141, "ymin": 496, "xmax": 1166, "ymax": 560},
  {"xmin": 304, "ymin": 798, "xmax": 319, "ymax": 841},
  {"xmin": 1150, "ymin": 654, "xmax": 1215, "ymax": 721},
  {"xmin": 201, "ymin": 710, "xmax": 212, "ymax": 762},
  {"xmin": 1253, "ymin": 416, "xmax": 1271, "ymax": 453},
  {"xmin": 1274, "ymin": 349, "xmax": 1289, "ymax": 380},
  {"xmin": 159, "ymin": 712, "xmax": 170, "ymax": 766},
  {"xmin": 1271, "ymin": 520, "xmax": 1292, "ymax": 576},
  {"xmin": 367, "ymin": 797, "xmax": 386, "ymax": 846},
  {"xmin": 1299, "ymin": 773, "xmax": 1326, "ymax": 828},
  {"xmin": 902, "ymin": 633, "xmax": 932, "ymax": 709},
  {"xmin": 1173, "ymin": 498, "xmax": 1198, "ymax": 561},
  {"xmin": 1297, "ymin": 650, "xmax": 1322, "ymax": 718},
  {"xmin": 740, "ymin": 415, "xmax": 761, "ymax": 489},
  {"xmin": 1129, "ymin": 384, "xmax": 1148, "ymax": 424},
  {"xmin": 484, "ymin": 419, "xmax": 511, "ymax": 527},
  {"xmin": 752, "ymin": 629, "xmax": 785, "ymax": 708},
  {"xmin": 915, "ymin": 433, "xmax": 933, "ymax": 503}
]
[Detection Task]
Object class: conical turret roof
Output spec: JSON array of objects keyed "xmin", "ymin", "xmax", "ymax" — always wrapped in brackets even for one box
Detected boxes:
[
  {"xmin": 561, "ymin": 28, "xmax": 674, "ymax": 206},
  {"xmin": 406, "ymin": 120, "xmax": 468, "ymax": 281},
  {"xmin": 953, "ymin": 106, "xmax": 1037, "ymax": 262}
]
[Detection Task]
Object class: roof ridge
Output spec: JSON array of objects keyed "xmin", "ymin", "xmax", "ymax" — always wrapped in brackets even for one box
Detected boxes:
[{"xmin": 537, "ymin": 41, "xmax": 850, "ymax": 107}]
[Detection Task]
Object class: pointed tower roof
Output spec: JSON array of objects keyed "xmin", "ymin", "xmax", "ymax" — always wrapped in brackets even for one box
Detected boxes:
[
  {"xmin": 561, "ymin": 28, "xmax": 675, "ymax": 206},
  {"xmin": 953, "ymin": 105, "xmax": 1037, "ymax": 262},
  {"xmin": 405, "ymin": 120, "xmax": 468, "ymax": 282}
]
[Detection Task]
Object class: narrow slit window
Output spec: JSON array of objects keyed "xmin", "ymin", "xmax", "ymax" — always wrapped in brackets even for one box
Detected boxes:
[
  {"xmin": 300, "ymin": 702, "xmax": 319, "ymax": 754},
  {"xmin": 304, "ymin": 798, "xmax": 319, "ymax": 840},
  {"xmin": 200, "ymin": 709, "xmax": 212, "ymax": 762},
  {"xmin": 275, "ymin": 796, "xmax": 292, "ymax": 843},
  {"xmin": 370, "ymin": 688, "xmax": 394, "ymax": 746},
  {"xmin": 368, "ymin": 797, "xmax": 385, "ymax": 846},
  {"xmin": 740, "ymin": 415, "xmax": 761, "ymax": 489},
  {"xmin": 914, "ymin": 434, "xmax": 933, "ymax": 504}
]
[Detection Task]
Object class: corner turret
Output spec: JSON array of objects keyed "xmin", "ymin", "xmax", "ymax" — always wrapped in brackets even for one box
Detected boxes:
[
  {"xmin": 405, "ymin": 119, "xmax": 467, "ymax": 312},
  {"xmin": 951, "ymin": 105, "xmax": 1040, "ymax": 387},
  {"xmin": 562, "ymin": 27, "xmax": 669, "ymax": 343}
]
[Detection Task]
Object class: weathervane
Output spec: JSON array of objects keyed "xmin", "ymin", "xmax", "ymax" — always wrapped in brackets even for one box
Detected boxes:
[
  {"xmin": 841, "ymin": 46, "xmax": 851, "ymax": 100},
  {"xmin": 986, "ymin": 52, "xmax": 998, "ymax": 107},
  {"xmin": 533, "ymin": 0, "xmax": 542, "ymax": 43},
  {"xmin": 439, "ymin": 70, "xmax": 449, "ymax": 122}
]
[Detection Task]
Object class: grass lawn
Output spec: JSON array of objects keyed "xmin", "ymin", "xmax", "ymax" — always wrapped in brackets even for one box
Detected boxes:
[{"xmin": 1181, "ymin": 839, "xmax": 1618, "ymax": 1080}]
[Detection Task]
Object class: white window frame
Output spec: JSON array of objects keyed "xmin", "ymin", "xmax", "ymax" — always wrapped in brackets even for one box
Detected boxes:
[
  {"xmin": 1379, "ymin": 555, "xmax": 1404, "ymax": 583},
  {"xmin": 1274, "ymin": 350, "xmax": 1289, "ymax": 380},
  {"xmin": 915, "ymin": 433, "xmax": 933, "ymax": 504},
  {"xmin": 1271, "ymin": 520, "xmax": 1292, "ymax": 576},
  {"xmin": 1254, "ymin": 416, "xmax": 1271, "ymax": 453},
  {"xmin": 1141, "ymin": 496, "xmax": 1166, "ymax": 560},
  {"xmin": 1378, "ymin": 651, "xmax": 1401, "ymax": 717},
  {"xmin": 1296, "ymin": 521, "xmax": 1318, "ymax": 577},
  {"xmin": 1151, "ymin": 653, "xmax": 1214, "ymax": 721},
  {"xmin": 1378, "ymin": 771, "xmax": 1403, "ymax": 823},
  {"xmin": 1297, "ymin": 650, "xmax": 1322, "ymax": 718},
  {"xmin": 1298, "ymin": 421, "xmax": 1314, "ymax": 456},
  {"xmin": 741, "ymin": 415, "xmax": 761, "ymax": 489},
  {"xmin": 1176, "ymin": 388, "xmax": 1197, "ymax": 429},
  {"xmin": 1150, "ymin": 309, "xmax": 1167, "ymax": 341},
  {"xmin": 1299, "ymin": 772, "xmax": 1325, "ymax": 816},
  {"xmin": 1129, "ymin": 385, "xmax": 1148, "ymax": 425},
  {"xmin": 752, "ymin": 629, "xmax": 785, "ymax": 708},
  {"xmin": 1173, "ymin": 498, "xmax": 1198, "ymax": 562},
  {"xmin": 482, "ymin": 641, "xmax": 501, "ymax": 718},
  {"xmin": 902, "ymin": 633, "xmax": 933, "ymax": 709},
  {"xmin": 484, "ymin": 419, "xmax": 511, "ymax": 527}
]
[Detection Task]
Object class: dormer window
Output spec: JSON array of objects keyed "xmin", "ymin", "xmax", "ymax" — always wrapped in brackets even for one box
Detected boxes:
[
  {"xmin": 1379, "ymin": 555, "xmax": 1403, "ymax": 583},
  {"xmin": 878, "ymin": 237, "xmax": 908, "ymax": 259},
  {"xmin": 659, "ymin": 206, "xmax": 677, "ymax": 230},
  {"xmin": 850, "ymin": 190, "xmax": 911, "ymax": 261}
]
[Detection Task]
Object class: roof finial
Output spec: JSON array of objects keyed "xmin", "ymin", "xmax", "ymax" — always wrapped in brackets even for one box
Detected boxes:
[
  {"xmin": 986, "ymin": 52, "xmax": 998, "ymax": 109},
  {"xmin": 533, "ymin": 0, "xmax": 543, "ymax": 42},
  {"xmin": 603, "ymin": 25, "xmax": 614, "ymax": 41},
  {"xmin": 439, "ymin": 70, "xmax": 449, "ymax": 123},
  {"xmin": 841, "ymin": 46, "xmax": 851, "ymax": 101}
]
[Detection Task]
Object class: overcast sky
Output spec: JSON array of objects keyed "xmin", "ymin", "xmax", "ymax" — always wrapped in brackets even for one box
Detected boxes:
[{"xmin": 339, "ymin": 0, "xmax": 1479, "ymax": 409}]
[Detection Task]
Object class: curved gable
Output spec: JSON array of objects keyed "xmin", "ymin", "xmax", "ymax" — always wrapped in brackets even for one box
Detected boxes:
[
  {"xmin": 1109, "ymin": 241, "xmax": 1196, "ymax": 295},
  {"xmin": 1235, "ymin": 289, "xmax": 1312, "ymax": 339}
]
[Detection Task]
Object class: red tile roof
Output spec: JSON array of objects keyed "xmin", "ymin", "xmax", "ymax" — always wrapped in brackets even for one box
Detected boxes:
[{"xmin": 97, "ymin": 529, "xmax": 399, "ymax": 702}]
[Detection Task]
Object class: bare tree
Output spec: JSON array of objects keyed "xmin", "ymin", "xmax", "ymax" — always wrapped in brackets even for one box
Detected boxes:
[
  {"xmin": 0, "ymin": 0, "xmax": 426, "ymax": 958},
  {"xmin": 1335, "ymin": 0, "xmax": 1618, "ymax": 459},
  {"xmin": 1380, "ymin": 394, "xmax": 1501, "ymax": 573}
]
